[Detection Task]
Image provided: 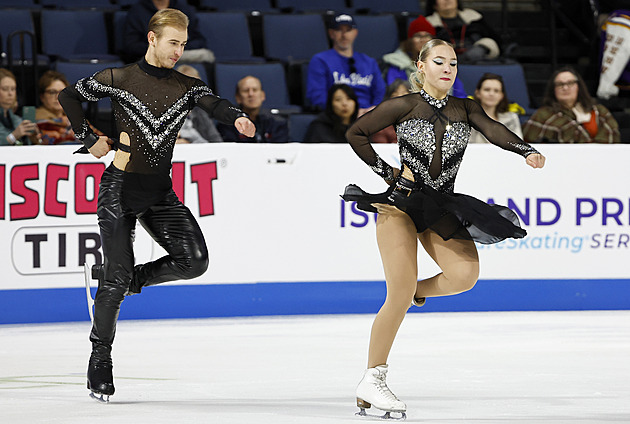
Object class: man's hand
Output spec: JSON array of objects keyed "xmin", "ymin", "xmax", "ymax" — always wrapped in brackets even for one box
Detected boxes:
[
  {"xmin": 235, "ymin": 117, "xmax": 256, "ymax": 138},
  {"xmin": 88, "ymin": 136, "xmax": 113, "ymax": 158}
]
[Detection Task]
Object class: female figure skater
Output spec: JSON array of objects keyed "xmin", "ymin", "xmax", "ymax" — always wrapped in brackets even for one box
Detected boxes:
[{"xmin": 342, "ymin": 39, "xmax": 545, "ymax": 419}]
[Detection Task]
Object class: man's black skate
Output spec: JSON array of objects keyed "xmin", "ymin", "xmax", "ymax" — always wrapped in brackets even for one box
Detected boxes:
[{"xmin": 87, "ymin": 360, "xmax": 115, "ymax": 403}]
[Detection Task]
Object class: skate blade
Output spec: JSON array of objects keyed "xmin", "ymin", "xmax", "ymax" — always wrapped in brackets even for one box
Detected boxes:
[
  {"xmin": 356, "ymin": 408, "xmax": 406, "ymax": 421},
  {"xmin": 84, "ymin": 262, "xmax": 95, "ymax": 323},
  {"xmin": 89, "ymin": 392, "xmax": 110, "ymax": 403}
]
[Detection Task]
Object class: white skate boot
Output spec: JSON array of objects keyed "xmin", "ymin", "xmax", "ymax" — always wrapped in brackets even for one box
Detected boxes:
[{"xmin": 356, "ymin": 365, "xmax": 407, "ymax": 420}]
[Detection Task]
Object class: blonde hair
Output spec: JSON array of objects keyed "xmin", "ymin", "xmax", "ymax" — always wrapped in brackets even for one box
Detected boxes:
[
  {"xmin": 0, "ymin": 68, "xmax": 16, "ymax": 84},
  {"xmin": 148, "ymin": 8, "xmax": 189, "ymax": 38},
  {"xmin": 409, "ymin": 38, "xmax": 455, "ymax": 93}
]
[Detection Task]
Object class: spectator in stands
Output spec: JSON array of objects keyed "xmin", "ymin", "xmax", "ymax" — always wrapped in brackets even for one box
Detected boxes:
[
  {"xmin": 217, "ymin": 75, "xmax": 288, "ymax": 143},
  {"xmin": 35, "ymin": 71, "xmax": 77, "ymax": 144},
  {"xmin": 382, "ymin": 15, "xmax": 466, "ymax": 97},
  {"xmin": 469, "ymin": 73, "xmax": 522, "ymax": 143},
  {"xmin": 306, "ymin": 13, "xmax": 386, "ymax": 115},
  {"xmin": 596, "ymin": 9, "xmax": 630, "ymax": 100},
  {"xmin": 121, "ymin": 0, "xmax": 214, "ymax": 64},
  {"xmin": 524, "ymin": 66, "xmax": 620, "ymax": 144},
  {"xmin": 425, "ymin": 0, "xmax": 501, "ymax": 63},
  {"xmin": 175, "ymin": 65, "xmax": 223, "ymax": 143},
  {"xmin": 304, "ymin": 84, "xmax": 358, "ymax": 143},
  {"xmin": 0, "ymin": 68, "xmax": 40, "ymax": 146},
  {"xmin": 370, "ymin": 79, "xmax": 411, "ymax": 144}
]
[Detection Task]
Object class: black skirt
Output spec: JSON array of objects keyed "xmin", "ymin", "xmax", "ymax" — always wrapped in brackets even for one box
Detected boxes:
[{"xmin": 341, "ymin": 182, "xmax": 526, "ymax": 245}]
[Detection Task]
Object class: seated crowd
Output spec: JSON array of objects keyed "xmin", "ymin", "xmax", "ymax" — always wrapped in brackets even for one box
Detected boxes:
[{"xmin": 1, "ymin": 0, "xmax": 625, "ymax": 145}]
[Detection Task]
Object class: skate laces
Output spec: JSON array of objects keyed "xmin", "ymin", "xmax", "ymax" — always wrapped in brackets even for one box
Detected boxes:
[{"xmin": 374, "ymin": 371, "xmax": 400, "ymax": 402}]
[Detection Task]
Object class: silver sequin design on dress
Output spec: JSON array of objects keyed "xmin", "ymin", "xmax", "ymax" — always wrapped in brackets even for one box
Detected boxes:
[
  {"xmin": 76, "ymin": 76, "xmax": 213, "ymax": 166},
  {"xmin": 394, "ymin": 90, "xmax": 469, "ymax": 194}
]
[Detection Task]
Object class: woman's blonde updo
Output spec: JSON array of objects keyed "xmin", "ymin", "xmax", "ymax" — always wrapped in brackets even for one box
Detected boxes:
[{"xmin": 409, "ymin": 38, "xmax": 455, "ymax": 93}]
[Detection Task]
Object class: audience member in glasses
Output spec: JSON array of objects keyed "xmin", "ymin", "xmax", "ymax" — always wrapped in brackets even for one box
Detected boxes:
[
  {"xmin": 217, "ymin": 75, "xmax": 288, "ymax": 143},
  {"xmin": 425, "ymin": 0, "xmax": 501, "ymax": 63},
  {"xmin": 304, "ymin": 84, "xmax": 358, "ymax": 143},
  {"xmin": 306, "ymin": 13, "xmax": 386, "ymax": 116},
  {"xmin": 175, "ymin": 65, "xmax": 223, "ymax": 143},
  {"xmin": 469, "ymin": 73, "xmax": 522, "ymax": 144},
  {"xmin": 36, "ymin": 71, "xmax": 106, "ymax": 145},
  {"xmin": 523, "ymin": 66, "xmax": 619, "ymax": 144},
  {"xmin": 382, "ymin": 15, "xmax": 466, "ymax": 98}
]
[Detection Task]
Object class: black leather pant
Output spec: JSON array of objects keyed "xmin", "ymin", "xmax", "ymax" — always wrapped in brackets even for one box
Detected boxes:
[{"xmin": 90, "ymin": 165, "xmax": 208, "ymax": 360}]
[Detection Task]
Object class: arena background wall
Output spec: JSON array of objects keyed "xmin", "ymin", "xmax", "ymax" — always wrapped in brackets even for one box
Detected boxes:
[{"xmin": 1, "ymin": 143, "xmax": 629, "ymax": 324}]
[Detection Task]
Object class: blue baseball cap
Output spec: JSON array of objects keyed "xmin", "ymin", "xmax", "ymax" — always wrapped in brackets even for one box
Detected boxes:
[{"xmin": 330, "ymin": 13, "xmax": 357, "ymax": 29}]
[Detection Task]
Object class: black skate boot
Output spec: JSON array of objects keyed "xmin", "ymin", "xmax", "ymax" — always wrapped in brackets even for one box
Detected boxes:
[{"xmin": 87, "ymin": 345, "xmax": 114, "ymax": 402}]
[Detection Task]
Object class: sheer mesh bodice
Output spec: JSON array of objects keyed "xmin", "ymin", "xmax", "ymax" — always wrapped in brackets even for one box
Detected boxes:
[
  {"xmin": 60, "ymin": 60, "xmax": 245, "ymax": 175},
  {"xmin": 346, "ymin": 90, "xmax": 538, "ymax": 193}
]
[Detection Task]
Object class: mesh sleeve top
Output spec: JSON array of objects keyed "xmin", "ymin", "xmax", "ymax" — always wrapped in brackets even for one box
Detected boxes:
[
  {"xmin": 59, "ymin": 58, "xmax": 246, "ymax": 175},
  {"xmin": 346, "ymin": 89, "xmax": 539, "ymax": 194}
]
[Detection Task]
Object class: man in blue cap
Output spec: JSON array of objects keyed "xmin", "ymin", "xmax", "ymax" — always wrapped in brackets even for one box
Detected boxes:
[{"xmin": 306, "ymin": 13, "xmax": 386, "ymax": 115}]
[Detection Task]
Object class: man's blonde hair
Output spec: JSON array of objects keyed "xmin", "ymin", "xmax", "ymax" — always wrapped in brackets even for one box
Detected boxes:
[{"xmin": 148, "ymin": 8, "xmax": 189, "ymax": 38}]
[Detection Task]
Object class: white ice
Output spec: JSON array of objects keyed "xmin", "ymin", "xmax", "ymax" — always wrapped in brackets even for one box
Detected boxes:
[{"xmin": 1, "ymin": 311, "xmax": 629, "ymax": 423}]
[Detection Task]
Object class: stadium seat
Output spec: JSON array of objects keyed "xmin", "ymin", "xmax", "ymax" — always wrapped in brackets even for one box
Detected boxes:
[
  {"xmin": 262, "ymin": 14, "xmax": 328, "ymax": 62},
  {"xmin": 457, "ymin": 63, "xmax": 533, "ymax": 114},
  {"xmin": 39, "ymin": 0, "xmax": 114, "ymax": 9},
  {"xmin": 275, "ymin": 0, "xmax": 350, "ymax": 13},
  {"xmin": 197, "ymin": 12, "xmax": 264, "ymax": 63},
  {"xmin": 199, "ymin": 0, "xmax": 275, "ymax": 13},
  {"xmin": 0, "ymin": 0, "xmax": 38, "ymax": 7},
  {"xmin": 112, "ymin": 10, "xmax": 127, "ymax": 57},
  {"xmin": 0, "ymin": 9, "xmax": 43, "ymax": 63},
  {"xmin": 352, "ymin": 0, "xmax": 423, "ymax": 14},
  {"xmin": 288, "ymin": 114, "xmax": 317, "ymax": 142},
  {"xmin": 40, "ymin": 10, "xmax": 118, "ymax": 62},
  {"xmin": 214, "ymin": 62, "xmax": 298, "ymax": 112},
  {"xmin": 353, "ymin": 15, "xmax": 399, "ymax": 61}
]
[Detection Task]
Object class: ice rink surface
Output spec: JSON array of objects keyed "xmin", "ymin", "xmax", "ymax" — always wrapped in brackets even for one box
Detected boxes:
[{"xmin": 1, "ymin": 310, "xmax": 629, "ymax": 424}]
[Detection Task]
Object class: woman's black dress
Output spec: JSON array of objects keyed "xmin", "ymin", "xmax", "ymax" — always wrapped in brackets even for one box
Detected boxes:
[{"xmin": 342, "ymin": 90, "xmax": 540, "ymax": 244}]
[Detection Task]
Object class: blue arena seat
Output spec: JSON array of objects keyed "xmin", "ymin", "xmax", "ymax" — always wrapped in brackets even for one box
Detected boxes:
[
  {"xmin": 0, "ymin": 10, "xmax": 39, "ymax": 62},
  {"xmin": 288, "ymin": 114, "xmax": 317, "ymax": 142},
  {"xmin": 352, "ymin": 0, "xmax": 423, "ymax": 14},
  {"xmin": 457, "ymin": 63, "xmax": 533, "ymax": 114},
  {"xmin": 40, "ymin": 10, "xmax": 118, "ymax": 62},
  {"xmin": 197, "ymin": 12, "xmax": 263, "ymax": 62},
  {"xmin": 112, "ymin": 10, "xmax": 127, "ymax": 57},
  {"xmin": 0, "ymin": 0, "xmax": 38, "ymax": 7},
  {"xmin": 275, "ymin": 0, "xmax": 350, "ymax": 13},
  {"xmin": 353, "ymin": 15, "xmax": 399, "ymax": 61},
  {"xmin": 199, "ymin": 0, "xmax": 275, "ymax": 13},
  {"xmin": 214, "ymin": 62, "xmax": 298, "ymax": 111},
  {"xmin": 262, "ymin": 14, "xmax": 328, "ymax": 62},
  {"xmin": 39, "ymin": 0, "xmax": 114, "ymax": 9}
]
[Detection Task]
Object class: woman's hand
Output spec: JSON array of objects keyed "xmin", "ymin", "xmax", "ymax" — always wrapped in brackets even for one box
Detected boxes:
[
  {"xmin": 14, "ymin": 120, "xmax": 38, "ymax": 139},
  {"xmin": 526, "ymin": 153, "xmax": 545, "ymax": 169},
  {"xmin": 235, "ymin": 117, "xmax": 256, "ymax": 138}
]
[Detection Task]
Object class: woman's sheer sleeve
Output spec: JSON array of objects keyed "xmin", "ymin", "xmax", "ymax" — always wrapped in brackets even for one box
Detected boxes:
[
  {"xmin": 58, "ymin": 68, "xmax": 114, "ymax": 149},
  {"xmin": 345, "ymin": 97, "xmax": 409, "ymax": 180},
  {"xmin": 193, "ymin": 81, "xmax": 247, "ymax": 126},
  {"xmin": 466, "ymin": 98, "xmax": 539, "ymax": 157}
]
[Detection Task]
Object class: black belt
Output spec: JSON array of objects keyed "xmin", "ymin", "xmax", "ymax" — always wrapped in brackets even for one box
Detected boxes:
[{"xmin": 74, "ymin": 138, "xmax": 130, "ymax": 154}]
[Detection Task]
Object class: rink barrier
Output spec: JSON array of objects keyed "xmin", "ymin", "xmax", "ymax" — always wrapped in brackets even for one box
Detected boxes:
[{"xmin": 1, "ymin": 278, "xmax": 629, "ymax": 324}]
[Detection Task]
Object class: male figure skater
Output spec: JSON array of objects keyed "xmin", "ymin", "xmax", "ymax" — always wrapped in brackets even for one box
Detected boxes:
[{"xmin": 59, "ymin": 8, "xmax": 255, "ymax": 401}]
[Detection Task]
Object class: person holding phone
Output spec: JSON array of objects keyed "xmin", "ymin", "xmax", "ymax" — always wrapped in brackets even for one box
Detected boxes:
[{"xmin": 0, "ymin": 68, "xmax": 41, "ymax": 146}]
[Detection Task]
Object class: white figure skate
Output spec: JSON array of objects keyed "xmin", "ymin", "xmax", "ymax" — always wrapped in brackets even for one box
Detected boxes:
[
  {"xmin": 84, "ymin": 262, "xmax": 95, "ymax": 323},
  {"xmin": 356, "ymin": 365, "xmax": 407, "ymax": 420}
]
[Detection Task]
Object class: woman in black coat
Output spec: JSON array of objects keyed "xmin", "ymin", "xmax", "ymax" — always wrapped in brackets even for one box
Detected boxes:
[{"xmin": 304, "ymin": 84, "xmax": 358, "ymax": 143}]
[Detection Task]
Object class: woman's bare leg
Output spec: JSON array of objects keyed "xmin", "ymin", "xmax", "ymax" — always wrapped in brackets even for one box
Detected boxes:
[
  {"xmin": 415, "ymin": 230, "xmax": 480, "ymax": 299},
  {"xmin": 367, "ymin": 206, "xmax": 419, "ymax": 368}
]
